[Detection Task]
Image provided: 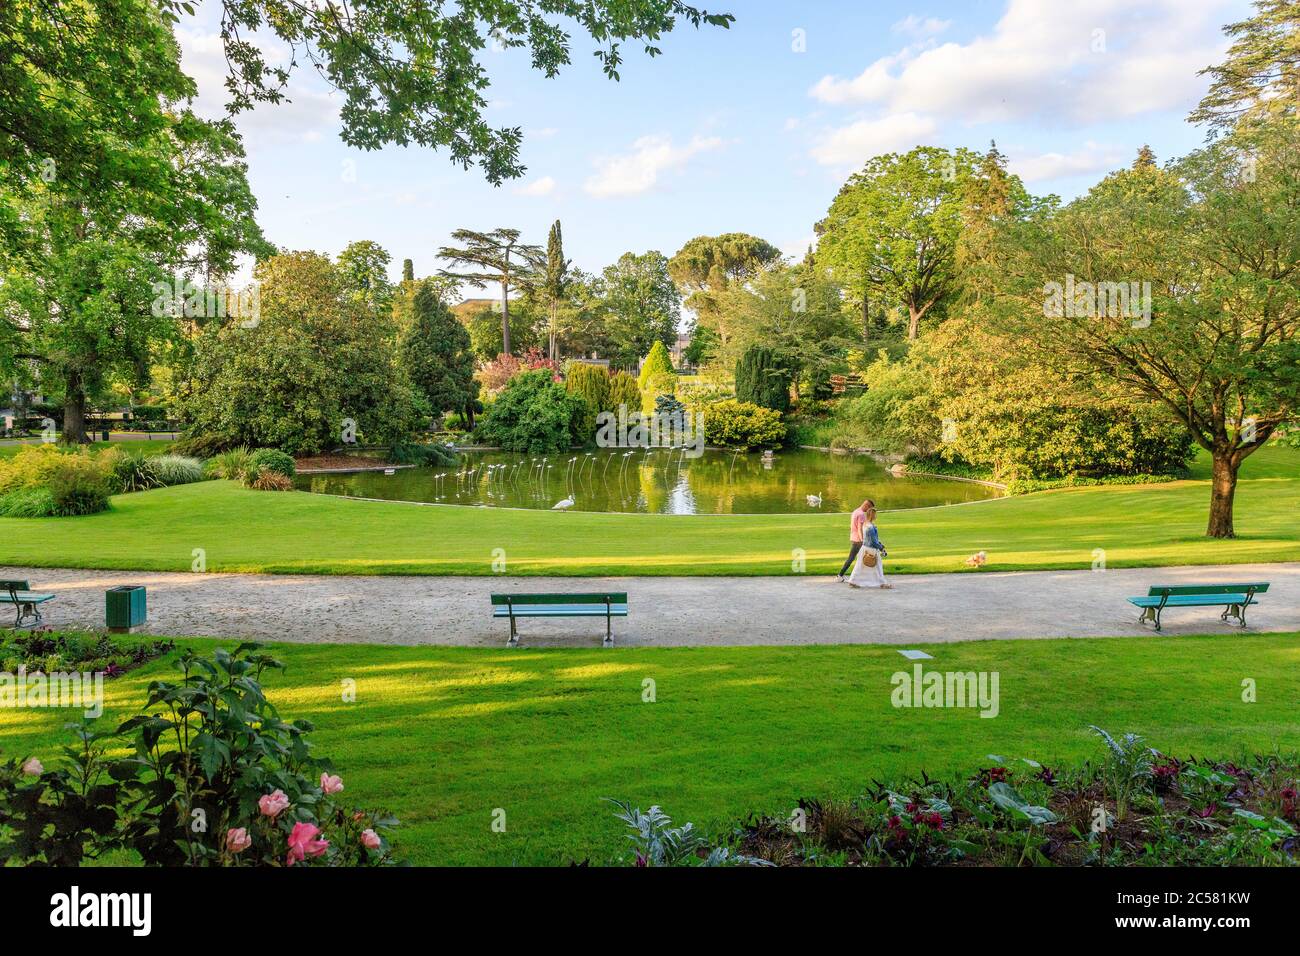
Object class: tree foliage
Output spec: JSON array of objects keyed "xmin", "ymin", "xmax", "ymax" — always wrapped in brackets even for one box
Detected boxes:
[
  {"xmin": 667, "ymin": 232, "xmax": 781, "ymax": 342},
  {"xmin": 734, "ymin": 346, "xmax": 791, "ymax": 414},
  {"xmin": 397, "ymin": 281, "xmax": 477, "ymax": 424},
  {"xmin": 474, "ymin": 369, "xmax": 584, "ymax": 453},
  {"xmin": 601, "ymin": 251, "xmax": 681, "ymax": 369}
]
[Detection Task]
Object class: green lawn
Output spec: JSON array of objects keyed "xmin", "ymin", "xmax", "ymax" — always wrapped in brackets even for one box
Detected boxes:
[
  {"xmin": 0, "ymin": 439, "xmax": 175, "ymax": 460},
  {"xmin": 1, "ymin": 445, "xmax": 1296, "ymax": 576},
  {"xmin": 3, "ymin": 634, "xmax": 1297, "ymax": 865}
]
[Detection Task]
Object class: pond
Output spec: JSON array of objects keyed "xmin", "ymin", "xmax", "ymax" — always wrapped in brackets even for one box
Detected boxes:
[{"xmin": 294, "ymin": 447, "xmax": 1000, "ymax": 514}]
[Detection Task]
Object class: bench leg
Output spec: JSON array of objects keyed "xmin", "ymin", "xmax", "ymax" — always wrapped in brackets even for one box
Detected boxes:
[
  {"xmin": 604, "ymin": 613, "xmax": 613, "ymax": 648},
  {"xmin": 1221, "ymin": 603, "xmax": 1247, "ymax": 628},
  {"xmin": 1137, "ymin": 606, "xmax": 1158, "ymax": 630},
  {"xmin": 507, "ymin": 614, "xmax": 519, "ymax": 648}
]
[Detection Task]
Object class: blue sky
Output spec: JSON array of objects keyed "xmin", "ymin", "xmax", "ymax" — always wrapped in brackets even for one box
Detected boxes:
[{"xmin": 178, "ymin": 0, "xmax": 1251, "ymax": 289}]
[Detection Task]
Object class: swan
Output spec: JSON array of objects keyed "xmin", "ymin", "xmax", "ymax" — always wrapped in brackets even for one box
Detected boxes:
[
  {"xmin": 806, "ymin": 492, "xmax": 823, "ymax": 507},
  {"xmin": 552, "ymin": 496, "xmax": 575, "ymax": 510}
]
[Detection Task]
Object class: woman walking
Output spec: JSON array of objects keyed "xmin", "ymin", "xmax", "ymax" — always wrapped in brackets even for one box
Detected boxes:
[{"xmin": 847, "ymin": 504, "xmax": 892, "ymax": 589}]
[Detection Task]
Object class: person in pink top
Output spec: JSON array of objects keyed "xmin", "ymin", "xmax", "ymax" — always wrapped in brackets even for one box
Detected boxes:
[{"xmin": 837, "ymin": 499, "xmax": 874, "ymax": 582}]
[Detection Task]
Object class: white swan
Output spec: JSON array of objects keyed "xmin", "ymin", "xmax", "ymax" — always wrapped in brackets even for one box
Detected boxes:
[{"xmin": 552, "ymin": 496, "xmax": 575, "ymax": 510}]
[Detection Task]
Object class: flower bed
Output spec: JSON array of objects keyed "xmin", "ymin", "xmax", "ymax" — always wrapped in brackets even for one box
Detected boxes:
[{"xmin": 603, "ymin": 728, "xmax": 1298, "ymax": 867}]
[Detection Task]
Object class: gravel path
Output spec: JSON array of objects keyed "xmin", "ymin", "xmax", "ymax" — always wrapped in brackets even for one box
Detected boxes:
[{"xmin": 3, "ymin": 563, "xmax": 1297, "ymax": 647}]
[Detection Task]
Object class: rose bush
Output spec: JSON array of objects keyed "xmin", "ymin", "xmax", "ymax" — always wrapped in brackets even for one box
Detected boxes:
[{"xmin": 0, "ymin": 644, "xmax": 398, "ymax": 867}]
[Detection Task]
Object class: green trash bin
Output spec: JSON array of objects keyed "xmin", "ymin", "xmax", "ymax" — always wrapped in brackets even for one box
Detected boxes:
[{"xmin": 106, "ymin": 585, "xmax": 147, "ymax": 633}]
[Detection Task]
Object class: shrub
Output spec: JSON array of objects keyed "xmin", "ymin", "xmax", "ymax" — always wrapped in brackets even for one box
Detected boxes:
[
  {"xmin": 206, "ymin": 446, "xmax": 254, "ymax": 480},
  {"xmin": 565, "ymin": 363, "xmax": 610, "ymax": 442},
  {"xmin": 641, "ymin": 370, "xmax": 677, "ymax": 415},
  {"xmin": 48, "ymin": 458, "xmax": 110, "ymax": 516},
  {"xmin": 0, "ymin": 444, "xmax": 70, "ymax": 493},
  {"xmin": 477, "ymin": 348, "xmax": 560, "ymax": 394},
  {"xmin": 0, "ymin": 644, "xmax": 398, "ymax": 866},
  {"xmin": 249, "ymin": 468, "xmax": 295, "ymax": 491},
  {"xmin": 474, "ymin": 369, "xmax": 585, "ymax": 453},
  {"xmin": 170, "ymin": 432, "xmax": 239, "ymax": 458},
  {"xmin": 734, "ymin": 346, "xmax": 791, "ymax": 415},
  {"xmin": 700, "ymin": 400, "xmax": 786, "ymax": 449},
  {"xmin": 247, "ymin": 448, "xmax": 296, "ymax": 480},
  {"xmin": 0, "ymin": 487, "xmax": 57, "ymax": 518},
  {"xmin": 147, "ymin": 454, "xmax": 205, "ymax": 486},
  {"xmin": 106, "ymin": 451, "xmax": 162, "ymax": 493},
  {"xmin": 637, "ymin": 340, "xmax": 675, "ymax": 391},
  {"xmin": 606, "ymin": 371, "xmax": 641, "ymax": 417}
]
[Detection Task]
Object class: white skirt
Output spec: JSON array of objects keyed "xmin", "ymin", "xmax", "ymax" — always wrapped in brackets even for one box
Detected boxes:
[{"xmin": 848, "ymin": 546, "xmax": 887, "ymax": 588}]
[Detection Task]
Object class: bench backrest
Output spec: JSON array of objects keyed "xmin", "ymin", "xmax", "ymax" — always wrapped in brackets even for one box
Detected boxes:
[
  {"xmin": 0, "ymin": 579, "xmax": 31, "ymax": 596},
  {"xmin": 1148, "ymin": 583, "xmax": 1270, "ymax": 597},
  {"xmin": 491, "ymin": 593, "xmax": 628, "ymax": 606}
]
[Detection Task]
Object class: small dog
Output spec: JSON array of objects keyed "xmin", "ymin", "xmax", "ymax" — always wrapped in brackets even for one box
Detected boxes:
[{"xmin": 965, "ymin": 550, "xmax": 988, "ymax": 568}]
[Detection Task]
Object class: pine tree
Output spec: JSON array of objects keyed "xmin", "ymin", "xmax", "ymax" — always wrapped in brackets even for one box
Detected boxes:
[
  {"xmin": 565, "ymin": 362, "xmax": 610, "ymax": 440},
  {"xmin": 402, "ymin": 259, "xmax": 414, "ymax": 282},
  {"xmin": 397, "ymin": 281, "xmax": 477, "ymax": 425},
  {"xmin": 437, "ymin": 228, "xmax": 543, "ymax": 356}
]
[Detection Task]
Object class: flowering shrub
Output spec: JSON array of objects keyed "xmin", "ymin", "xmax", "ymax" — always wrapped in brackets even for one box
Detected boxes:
[
  {"xmin": 476, "ymin": 348, "xmax": 560, "ymax": 394},
  {"xmin": 0, "ymin": 644, "xmax": 398, "ymax": 867}
]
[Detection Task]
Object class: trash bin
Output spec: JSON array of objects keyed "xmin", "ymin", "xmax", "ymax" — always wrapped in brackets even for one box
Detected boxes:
[
  {"xmin": 106, "ymin": 585, "xmax": 147, "ymax": 633},
  {"xmin": 101, "ymin": 428, "xmax": 111, "ymax": 442}
]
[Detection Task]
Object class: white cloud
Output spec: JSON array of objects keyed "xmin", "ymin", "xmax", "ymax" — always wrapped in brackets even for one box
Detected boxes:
[
  {"xmin": 810, "ymin": 0, "xmax": 1234, "ymax": 123},
  {"xmin": 1006, "ymin": 142, "xmax": 1127, "ymax": 182},
  {"xmin": 514, "ymin": 175, "xmax": 557, "ymax": 196},
  {"xmin": 809, "ymin": 113, "xmax": 937, "ymax": 166},
  {"xmin": 583, "ymin": 134, "xmax": 724, "ymax": 198}
]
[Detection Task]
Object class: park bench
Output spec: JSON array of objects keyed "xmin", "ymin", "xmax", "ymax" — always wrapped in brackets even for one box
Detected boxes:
[
  {"xmin": 490, "ymin": 592, "xmax": 628, "ymax": 647},
  {"xmin": 1128, "ymin": 582, "xmax": 1269, "ymax": 632},
  {"xmin": 0, "ymin": 579, "xmax": 56, "ymax": 629}
]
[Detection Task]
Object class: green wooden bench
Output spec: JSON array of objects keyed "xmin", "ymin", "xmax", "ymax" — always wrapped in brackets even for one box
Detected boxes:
[
  {"xmin": 0, "ymin": 579, "xmax": 57, "ymax": 629},
  {"xmin": 490, "ymin": 592, "xmax": 628, "ymax": 647},
  {"xmin": 1128, "ymin": 582, "xmax": 1269, "ymax": 632}
]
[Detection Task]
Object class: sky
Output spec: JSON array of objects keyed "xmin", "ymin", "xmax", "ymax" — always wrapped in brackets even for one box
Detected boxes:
[{"xmin": 176, "ymin": 0, "xmax": 1253, "ymax": 290}]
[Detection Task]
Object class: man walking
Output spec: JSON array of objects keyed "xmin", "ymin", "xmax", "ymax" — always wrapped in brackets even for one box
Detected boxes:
[{"xmin": 837, "ymin": 499, "xmax": 874, "ymax": 582}]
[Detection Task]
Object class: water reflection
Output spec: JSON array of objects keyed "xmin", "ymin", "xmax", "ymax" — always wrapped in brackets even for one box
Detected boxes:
[{"xmin": 295, "ymin": 447, "xmax": 999, "ymax": 514}]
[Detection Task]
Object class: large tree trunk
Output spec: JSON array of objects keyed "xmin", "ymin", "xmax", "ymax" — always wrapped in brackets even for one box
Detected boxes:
[
  {"xmin": 1206, "ymin": 449, "xmax": 1240, "ymax": 538},
  {"xmin": 500, "ymin": 281, "xmax": 511, "ymax": 356},
  {"xmin": 907, "ymin": 304, "xmax": 920, "ymax": 340},
  {"xmin": 63, "ymin": 372, "xmax": 90, "ymax": 444}
]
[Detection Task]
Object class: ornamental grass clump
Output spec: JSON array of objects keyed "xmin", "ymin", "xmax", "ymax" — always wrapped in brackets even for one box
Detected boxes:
[{"xmin": 146, "ymin": 454, "xmax": 205, "ymax": 486}]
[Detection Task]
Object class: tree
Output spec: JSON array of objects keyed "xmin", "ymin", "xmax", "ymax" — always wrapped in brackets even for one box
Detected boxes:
[
  {"xmin": 638, "ymin": 340, "xmax": 675, "ymax": 390},
  {"xmin": 992, "ymin": 132, "xmax": 1300, "ymax": 536},
  {"xmin": 711, "ymin": 262, "xmax": 856, "ymax": 394},
  {"xmin": 1191, "ymin": 1, "xmax": 1300, "ymax": 134},
  {"xmin": 402, "ymin": 259, "xmax": 415, "ymax": 283},
  {"xmin": 1, "ymin": 1, "xmax": 734, "ymax": 190},
  {"xmin": 600, "ymin": 251, "xmax": 681, "ymax": 368},
  {"xmin": 667, "ymin": 233, "xmax": 782, "ymax": 343},
  {"xmin": 0, "ymin": 105, "xmax": 269, "ymax": 443},
  {"xmin": 735, "ymin": 346, "xmax": 791, "ymax": 414},
  {"xmin": 543, "ymin": 220, "xmax": 571, "ymax": 360},
  {"xmin": 337, "ymin": 241, "xmax": 394, "ymax": 317},
  {"xmin": 816, "ymin": 146, "xmax": 978, "ymax": 340},
  {"xmin": 177, "ymin": 252, "xmax": 422, "ymax": 454},
  {"xmin": 438, "ymin": 228, "xmax": 543, "ymax": 355},
  {"xmin": 606, "ymin": 371, "xmax": 641, "ymax": 417},
  {"xmin": 397, "ymin": 282, "xmax": 476, "ymax": 427},
  {"xmin": 458, "ymin": 299, "xmax": 544, "ymax": 362}
]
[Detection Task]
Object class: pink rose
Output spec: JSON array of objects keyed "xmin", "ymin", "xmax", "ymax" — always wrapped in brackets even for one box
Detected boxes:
[
  {"xmin": 286, "ymin": 821, "xmax": 329, "ymax": 866},
  {"xmin": 21, "ymin": 757, "xmax": 43, "ymax": 776},
  {"xmin": 320, "ymin": 773, "xmax": 344, "ymax": 795},
  {"xmin": 226, "ymin": 827, "xmax": 252, "ymax": 854},
  {"xmin": 361, "ymin": 828, "xmax": 381, "ymax": 850},
  {"xmin": 258, "ymin": 789, "xmax": 290, "ymax": 818}
]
